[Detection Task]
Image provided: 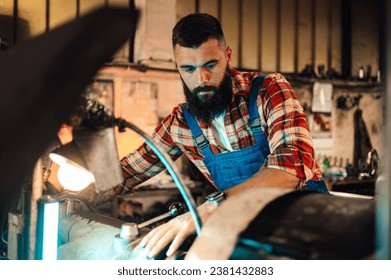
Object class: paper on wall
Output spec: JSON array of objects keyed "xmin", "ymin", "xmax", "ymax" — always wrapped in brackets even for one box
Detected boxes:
[{"xmin": 312, "ymin": 82, "xmax": 333, "ymax": 113}]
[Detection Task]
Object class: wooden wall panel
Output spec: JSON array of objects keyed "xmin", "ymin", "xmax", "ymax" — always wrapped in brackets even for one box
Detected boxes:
[
  {"xmin": 107, "ymin": 0, "xmax": 128, "ymax": 8},
  {"xmin": 221, "ymin": 0, "xmax": 239, "ymax": 67},
  {"xmin": 1, "ymin": 0, "xmax": 378, "ymax": 77},
  {"xmin": 80, "ymin": 0, "xmax": 106, "ymax": 16},
  {"xmin": 108, "ymin": 0, "xmax": 128, "ymax": 66},
  {"xmin": 280, "ymin": 0, "xmax": 295, "ymax": 73},
  {"xmin": 174, "ymin": 0, "xmax": 350, "ymax": 75},
  {"xmin": 199, "ymin": 0, "xmax": 218, "ymax": 19},
  {"xmin": 314, "ymin": 0, "xmax": 328, "ymax": 72},
  {"xmin": 331, "ymin": 0, "xmax": 341, "ymax": 74},
  {"xmin": 297, "ymin": 0, "xmax": 312, "ymax": 73},
  {"xmin": 0, "ymin": 0, "xmax": 14, "ymax": 15},
  {"xmin": 241, "ymin": 0, "xmax": 259, "ymax": 70},
  {"xmin": 18, "ymin": 0, "xmax": 46, "ymax": 39},
  {"xmin": 260, "ymin": 0, "xmax": 277, "ymax": 72},
  {"xmin": 49, "ymin": 0, "xmax": 77, "ymax": 29},
  {"xmin": 108, "ymin": 0, "xmax": 130, "ymax": 62},
  {"xmin": 176, "ymin": 0, "xmax": 195, "ymax": 20},
  {"xmin": 351, "ymin": 0, "xmax": 380, "ymax": 78}
]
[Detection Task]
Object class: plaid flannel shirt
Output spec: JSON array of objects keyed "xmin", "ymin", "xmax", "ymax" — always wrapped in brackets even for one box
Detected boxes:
[{"xmin": 120, "ymin": 68, "xmax": 322, "ymax": 190}]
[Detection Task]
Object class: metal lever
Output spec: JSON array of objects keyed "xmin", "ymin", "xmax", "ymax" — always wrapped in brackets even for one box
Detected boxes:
[{"xmin": 138, "ymin": 202, "xmax": 185, "ymax": 229}]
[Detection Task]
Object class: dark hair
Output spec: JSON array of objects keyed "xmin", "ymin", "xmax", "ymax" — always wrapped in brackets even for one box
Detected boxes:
[{"xmin": 172, "ymin": 13, "xmax": 226, "ymax": 48}]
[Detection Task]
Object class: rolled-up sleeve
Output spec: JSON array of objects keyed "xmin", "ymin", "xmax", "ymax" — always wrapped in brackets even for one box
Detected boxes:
[
  {"xmin": 120, "ymin": 112, "xmax": 183, "ymax": 188},
  {"xmin": 258, "ymin": 73, "xmax": 322, "ymax": 184}
]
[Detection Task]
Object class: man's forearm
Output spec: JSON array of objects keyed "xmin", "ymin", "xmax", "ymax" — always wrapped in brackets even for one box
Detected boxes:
[{"xmin": 225, "ymin": 167, "xmax": 299, "ymax": 197}]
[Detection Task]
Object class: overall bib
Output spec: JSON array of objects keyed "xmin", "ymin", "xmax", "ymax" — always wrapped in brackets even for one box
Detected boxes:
[{"xmin": 182, "ymin": 75, "xmax": 328, "ymax": 193}]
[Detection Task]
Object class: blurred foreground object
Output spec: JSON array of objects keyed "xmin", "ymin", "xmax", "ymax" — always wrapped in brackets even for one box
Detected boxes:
[
  {"xmin": 0, "ymin": 6, "xmax": 138, "ymax": 248},
  {"xmin": 187, "ymin": 188, "xmax": 375, "ymax": 260}
]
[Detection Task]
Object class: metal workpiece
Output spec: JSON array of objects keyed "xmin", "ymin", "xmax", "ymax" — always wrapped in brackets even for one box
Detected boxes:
[
  {"xmin": 119, "ymin": 223, "xmax": 139, "ymax": 240},
  {"xmin": 42, "ymin": 191, "xmax": 94, "ymax": 214},
  {"xmin": 114, "ymin": 222, "xmax": 140, "ymax": 247},
  {"xmin": 58, "ymin": 212, "xmax": 148, "ymax": 260}
]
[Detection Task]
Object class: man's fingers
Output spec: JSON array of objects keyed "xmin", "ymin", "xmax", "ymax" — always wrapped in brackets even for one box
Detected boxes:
[
  {"xmin": 139, "ymin": 223, "xmax": 179, "ymax": 258},
  {"xmin": 138, "ymin": 211, "xmax": 202, "ymax": 258},
  {"xmin": 166, "ymin": 226, "xmax": 191, "ymax": 257},
  {"xmin": 145, "ymin": 226, "xmax": 170, "ymax": 250},
  {"xmin": 139, "ymin": 227, "xmax": 159, "ymax": 247},
  {"xmin": 147, "ymin": 228, "xmax": 177, "ymax": 258}
]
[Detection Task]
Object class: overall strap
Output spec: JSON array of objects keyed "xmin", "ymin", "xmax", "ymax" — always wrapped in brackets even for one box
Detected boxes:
[
  {"xmin": 248, "ymin": 74, "xmax": 267, "ymax": 133},
  {"xmin": 182, "ymin": 104, "xmax": 214, "ymax": 157},
  {"xmin": 249, "ymin": 74, "xmax": 270, "ymax": 156}
]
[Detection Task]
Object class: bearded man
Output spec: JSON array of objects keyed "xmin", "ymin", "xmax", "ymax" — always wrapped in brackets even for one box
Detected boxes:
[{"xmin": 112, "ymin": 13, "xmax": 326, "ymax": 259}]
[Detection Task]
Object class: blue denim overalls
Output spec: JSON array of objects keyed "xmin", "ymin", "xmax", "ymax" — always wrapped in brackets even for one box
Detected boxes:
[{"xmin": 182, "ymin": 75, "xmax": 328, "ymax": 193}]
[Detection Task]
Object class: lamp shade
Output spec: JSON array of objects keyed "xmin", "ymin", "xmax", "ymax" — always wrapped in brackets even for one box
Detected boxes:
[
  {"xmin": 50, "ymin": 127, "xmax": 124, "ymax": 193},
  {"xmin": 49, "ymin": 141, "xmax": 95, "ymax": 191},
  {"xmin": 50, "ymin": 141, "xmax": 88, "ymax": 172}
]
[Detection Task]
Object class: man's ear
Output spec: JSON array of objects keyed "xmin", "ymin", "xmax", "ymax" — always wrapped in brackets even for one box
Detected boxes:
[{"xmin": 226, "ymin": 46, "xmax": 232, "ymax": 65}]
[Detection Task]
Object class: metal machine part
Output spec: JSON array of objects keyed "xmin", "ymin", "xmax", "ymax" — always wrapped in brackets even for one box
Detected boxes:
[
  {"xmin": 58, "ymin": 211, "xmax": 149, "ymax": 260},
  {"xmin": 113, "ymin": 203, "xmax": 186, "ymax": 247},
  {"xmin": 57, "ymin": 202, "xmax": 185, "ymax": 260},
  {"xmin": 114, "ymin": 223, "xmax": 140, "ymax": 247},
  {"xmin": 7, "ymin": 212, "xmax": 24, "ymax": 260},
  {"xmin": 137, "ymin": 202, "xmax": 185, "ymax": 229},
  {"xmin": 118, "ymin": 223, "xmax": 139, "ymax": 240}
]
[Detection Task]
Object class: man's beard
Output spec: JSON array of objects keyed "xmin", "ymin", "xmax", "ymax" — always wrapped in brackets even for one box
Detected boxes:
[{"xmin": 182, "ymin": 68, "xmax": 233, "ymax": 122}]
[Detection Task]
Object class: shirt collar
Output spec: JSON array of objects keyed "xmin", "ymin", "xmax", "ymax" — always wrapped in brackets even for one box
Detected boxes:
[{"xmin": 228, "ymin": 67, "xmax": 260, "ymax": 98}]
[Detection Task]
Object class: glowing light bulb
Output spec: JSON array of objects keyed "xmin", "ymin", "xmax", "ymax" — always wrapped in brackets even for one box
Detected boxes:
[{"xmin": 57, "ymin": 162, "xmax": 95, "ymax": 191}]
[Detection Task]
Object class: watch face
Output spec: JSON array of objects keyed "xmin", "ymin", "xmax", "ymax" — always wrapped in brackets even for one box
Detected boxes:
[
  {"xmin": 207, "ymin": 191, "xmax": 226, "ymax": 203},
  {"xmin": 214, "ymin": 192, "xmax": 224, "ymax": 199}
]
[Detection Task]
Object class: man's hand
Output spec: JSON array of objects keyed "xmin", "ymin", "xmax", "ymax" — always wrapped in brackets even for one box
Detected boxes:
[{"xmin": 139, "ymin": 201, "xmax": 218, "ymax": 259}]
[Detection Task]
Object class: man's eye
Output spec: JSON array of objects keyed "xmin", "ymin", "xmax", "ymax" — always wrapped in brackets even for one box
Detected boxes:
[
  {"xmin": 183, "ymin": 66, "xmax": 195, "ymax": 73},
  {"xmin": 205, "ymin": 63, "xmax": 216, "ymax": 70}
]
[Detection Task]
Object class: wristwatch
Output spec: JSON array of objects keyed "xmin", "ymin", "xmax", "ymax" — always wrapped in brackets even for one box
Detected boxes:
[{"xmin": 205, "ymin": 191, "xmax": 226, "ymax": 205}]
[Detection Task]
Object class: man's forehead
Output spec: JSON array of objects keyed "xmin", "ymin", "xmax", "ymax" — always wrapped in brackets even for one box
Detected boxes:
[
  {"xmin": 174, "ymin": 39, "xmax": 226, "ymax": 63},
  {"xmin": 174, "ymin": 38, "xmax": 224, "ymax": 51}
]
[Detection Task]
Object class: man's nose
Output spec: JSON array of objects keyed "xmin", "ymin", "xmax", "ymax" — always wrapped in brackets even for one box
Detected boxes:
[{"xmin": 196, "ymin": 68, "xmax": 211, "ymax": 86}]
